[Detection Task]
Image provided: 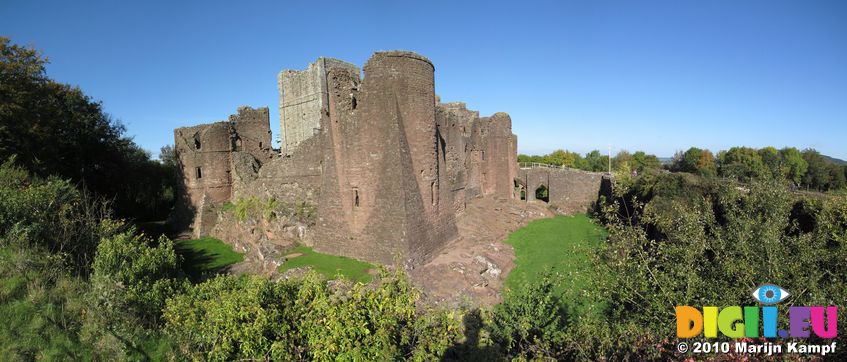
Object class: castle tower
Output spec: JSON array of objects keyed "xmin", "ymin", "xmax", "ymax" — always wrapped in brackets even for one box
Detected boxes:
[
  {"xmin": 278, "ymin": 58, "xmax": 360, "ymax": 156},
  {"xmin": 314, "ymin": 51, "xmax": 457, "ymax": 265}
]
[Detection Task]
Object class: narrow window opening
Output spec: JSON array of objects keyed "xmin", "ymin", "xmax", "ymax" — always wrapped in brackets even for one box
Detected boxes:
[
  {"xmin": 194, "ymin": 139, "xmax": 201, "ymax": 150},
  {"xmin": 351, "ymin": 95, "xmax": 357, "ymax": 109},
  {"xmin": 431, "ymin": 182, "xmax": 436, "ymax": 206},
  {"xmin": 259, "ymin": 141, "xmax": 263, "ymax": 149},
  {"xmin": 196, "ymin": 167, "xmax": 202, "ymax": 179},
  {"xmin": 482, "ymin": 151, "xmax": 486, "ymax": 161},
  {"xmin": 353, "ymin": 189, "xmax": 360, "ymax": 207}
]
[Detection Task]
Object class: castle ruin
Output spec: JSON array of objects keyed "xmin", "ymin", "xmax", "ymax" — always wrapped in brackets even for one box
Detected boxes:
[{"xmin": 174, "ymin": 51, "xmax": 519, "ymax": 265}]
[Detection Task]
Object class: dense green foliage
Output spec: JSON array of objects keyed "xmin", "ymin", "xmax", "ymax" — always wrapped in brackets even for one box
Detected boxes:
[
  {"xmin": 279, "ymin": 245, "xmax": 375, "ymax": 283},
  {"xmin": 670, "ymin": 145, "xmax": 846, "ymax": 191},
  {"xmin": 0, "ymin": 37, "xmax": 175, "ymax": 221},
  {"xmin": 0, "ymin": 160, "xmax": 177, "ymax": 359},
  {"xmin": 164, "ymin": 271, "xmax": 461, "ymax": 361},
  {"xmin": 593, "ymin": 170, "xmax": 847, "ymax": 359}
]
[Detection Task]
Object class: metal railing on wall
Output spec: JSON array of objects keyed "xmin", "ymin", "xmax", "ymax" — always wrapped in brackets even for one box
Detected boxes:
[{"xmin": 518, "ymin": 162, "xmax": 565, "ymax": 170}]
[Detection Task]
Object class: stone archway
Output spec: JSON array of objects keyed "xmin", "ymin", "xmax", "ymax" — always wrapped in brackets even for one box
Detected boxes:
[
  {"xmin": 534, "ymin": 184, "xmax": 549, "ymax": 203},
  {"xmin": 514, "ymin": 178, "xmax": 526, "ymax": 200}
]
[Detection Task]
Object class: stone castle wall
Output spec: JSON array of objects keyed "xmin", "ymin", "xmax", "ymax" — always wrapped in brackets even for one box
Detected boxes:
[
  {"xmin": 174, "ymin": 51, "xmax": 529, "ymax": 265},
  {"xmin": 173, "ymin": 106, "xmax": 272, "ymax": 236},
  {"xmin": 518, "ymin": 167, "xmax": 612, "ymax": 214},
  {"xmin": 278, "ymin": 58, "xmax": 359, "ymax": 156}
]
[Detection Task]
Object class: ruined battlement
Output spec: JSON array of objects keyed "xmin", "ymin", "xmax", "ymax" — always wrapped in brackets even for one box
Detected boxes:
[{"xmin": 365, "ymin": 50, "xmax": 434, "ymax": 70}]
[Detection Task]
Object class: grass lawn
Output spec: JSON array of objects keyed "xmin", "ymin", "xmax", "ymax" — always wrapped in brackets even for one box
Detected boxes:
[
  {"xmin": 504, "ymin": 214, "xmax": 607, "ymax": 316},
  {"xmin": 175, "ymin": 237, "xmax": 244, "ymax": 279},
  {"xmin": 279, "ymin": 245, "xmax": 375, "ymax": 283}
]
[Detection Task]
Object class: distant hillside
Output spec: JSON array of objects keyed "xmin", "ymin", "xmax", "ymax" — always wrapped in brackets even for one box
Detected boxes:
[{"xmin": 823, "ymin": 155, "xmax": 847, "ymax": 165}]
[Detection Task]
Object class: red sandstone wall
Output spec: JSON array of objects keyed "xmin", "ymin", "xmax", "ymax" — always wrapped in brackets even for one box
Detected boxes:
[
  {"xmin": 173, "ymin": 107, "xmax": 271, "ymax": 233},
  {"xmin": 314, "ymin": 51, "xmax": 459, "ymax": 265}
]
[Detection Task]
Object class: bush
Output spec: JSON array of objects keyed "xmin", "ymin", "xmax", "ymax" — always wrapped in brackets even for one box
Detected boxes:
[
  {"xmin": 164, "ymin": 270, "xmax": 461, "ymax": 361},
  {"xmin": 590, "ymin": 172, "xmax": 847, "ymax": 359},
  {"xmin": 92, "ymin": 229, "xmax": 186, "ymax": 325}
]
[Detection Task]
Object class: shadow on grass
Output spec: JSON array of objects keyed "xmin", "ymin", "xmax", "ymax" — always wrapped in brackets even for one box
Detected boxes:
[{"xmin": 174, "ymin": 242, "xmax": 236, "ymax": 282}]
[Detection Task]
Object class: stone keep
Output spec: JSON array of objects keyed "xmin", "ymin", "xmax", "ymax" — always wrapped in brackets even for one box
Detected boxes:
[{"xmin": 174, "ymin": 51, "xmax": 527, "ymax": 265}]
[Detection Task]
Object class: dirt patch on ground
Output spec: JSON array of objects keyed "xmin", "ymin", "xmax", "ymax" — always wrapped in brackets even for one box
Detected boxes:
[{"xmin": 410, "ymin": 197, "xmax": 552, "ymax": 307}]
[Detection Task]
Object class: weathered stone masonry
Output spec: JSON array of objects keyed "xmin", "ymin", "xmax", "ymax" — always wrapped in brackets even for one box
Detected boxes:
[
  {"xmin": 174, "ymin": 50, "xmax": 601, "ymax": 266},
  {"xmin": 173, "ymin": 107, "xmax": 272, "ymax": 235}
]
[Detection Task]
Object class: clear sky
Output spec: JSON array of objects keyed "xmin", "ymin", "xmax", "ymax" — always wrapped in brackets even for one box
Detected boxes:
[{"xmin": 3, "ymin": 0, "xmax": 846, "ymax": 159}]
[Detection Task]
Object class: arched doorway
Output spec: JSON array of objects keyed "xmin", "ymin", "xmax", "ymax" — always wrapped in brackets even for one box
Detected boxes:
[
  {"xmin": 535, "ymin": 185, "xmax": 549, "ymax": 203},
  {"xmin": 514, "ymin": 179, "xmax": 526, "ymax": 201}
]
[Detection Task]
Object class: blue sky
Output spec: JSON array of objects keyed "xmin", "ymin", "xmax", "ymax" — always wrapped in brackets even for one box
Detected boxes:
[{"xmin": 3, "ymin": 0, "xmax": 846, "ymax": 159}]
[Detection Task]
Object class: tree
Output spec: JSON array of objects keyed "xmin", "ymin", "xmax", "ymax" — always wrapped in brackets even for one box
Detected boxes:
[
  {"xmin": 719, "ymin": 147, "xmax": 768, "ymax": 181},
  {"xmin": 779, "ymin": 147, "xmax": 808, "ymax": 186},
  {"xmin": 613, "ymin": 150, "xmax": 633, "ymax": 173},
  {"xmin": 159, "ymin": 145, "xmax": 177, "ymax": 168},
  {"xmin": 582, "ymin": 150, "xmax": 608, "ymax": 172},
  {"xmin": 0, "ymin": 37, "xmax": 174, "ymax": 221},
  {"xmin": 758, "ymin": 146, "xmax": 782, "ymax": 180},
  {"xmin": 672, "ymin": 147, "xmax": 716, "ymax": 176},
  {"xmin": 827, "ymin": 164, "xmax": 846, "ymax": 190},
  {"xmin": 802, "ymin": 149, "xmax": 832, "ymax": 191},
  {"xmin": 543, "ymin": 149, "xmax": 581, "ymax": 168},
  {"xmin": 632, "ymin": 151, "xmax": 662, "ymax": 172}
]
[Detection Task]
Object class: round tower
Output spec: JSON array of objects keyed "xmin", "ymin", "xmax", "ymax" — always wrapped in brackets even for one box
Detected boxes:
[{"xmin": 364, "ymin": 51, "xmax": 440, "ymax": 212}]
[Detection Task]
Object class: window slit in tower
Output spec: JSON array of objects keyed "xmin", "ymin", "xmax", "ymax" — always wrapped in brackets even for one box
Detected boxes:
[
  {"xmin": 354, "ymin": 189, "xmax": 360, "ymax": 207},
  {"xmin": 431, "ymin": 181, "xmax": 436, "ymax": 206},
  {"xmin": 196, "ymin": 167, "xmax": 202, "ymax": 179}
]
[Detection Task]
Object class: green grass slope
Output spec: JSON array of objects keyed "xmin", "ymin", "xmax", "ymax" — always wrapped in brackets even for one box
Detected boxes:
[
  {"xmin": 504, "ymin": 214, "xmax": 607, "ymax": 316},
  {"xmin": 279, "ymin": 246, "xmax": 375, "ymax": 283}
]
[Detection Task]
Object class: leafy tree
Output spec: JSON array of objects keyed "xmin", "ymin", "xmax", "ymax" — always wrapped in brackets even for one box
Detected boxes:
[
  {"xmin": 802, "ymin": 149, "xmax": 833, "ymax": 191},
  {"xmin": 581, "ymin": 150, "xmax": 608, "ymax": 172},
  {"xmin": 779, "ymin": 147, "xmax": 808, "ymax": 185},
  {"xmin": 0, "ymin": 37, "xmax": 174, "ymax": 221},
  {"xmin": 672, "ymin": 147, "xmax": 716, "ymax": 176},
  {"xmin": 631, "ymin": 151, "xmax": 662, "ymax": 172},
  {"xmin": 828, "ymin": 164, "xmax": 846, "ymax": 190},
  {"xmin": 543, "ymin": 149, "xmax": 581, "ymax": 168},
  {"xmin": 719, "ymin": 146, "xmax": 768, "ymax": 181},
  {"xmin": 758, "ymin": 146, "xmax": 782, "ymax": 179},
  {"xmin": 613, "ymin": 150, "xmax": 633, "ymax": 174}
]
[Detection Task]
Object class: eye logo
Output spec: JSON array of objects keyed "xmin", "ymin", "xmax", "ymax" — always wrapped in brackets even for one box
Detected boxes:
[{"xmin": 752, "ymin": 284, "xmax": 790, "ymax": 305}]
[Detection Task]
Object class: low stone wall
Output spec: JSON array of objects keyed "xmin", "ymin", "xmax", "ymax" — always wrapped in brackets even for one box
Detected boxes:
[{"xmin": 517, "ymin": 167, "xmax": 612, "ymax": 214}]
